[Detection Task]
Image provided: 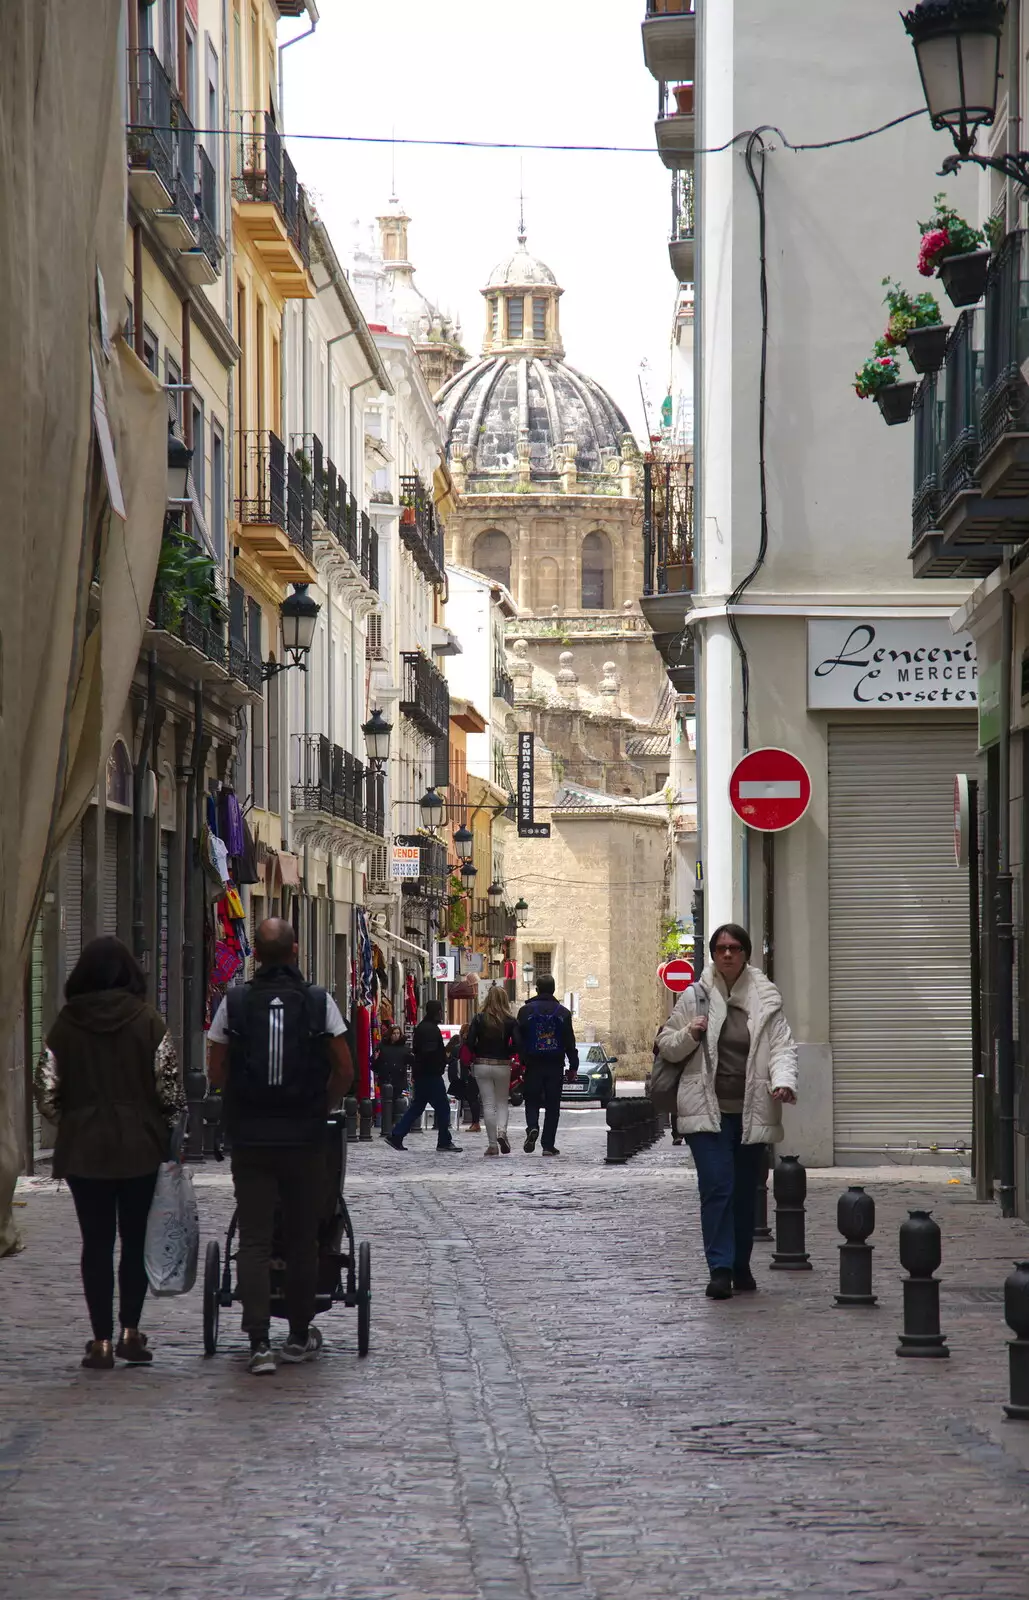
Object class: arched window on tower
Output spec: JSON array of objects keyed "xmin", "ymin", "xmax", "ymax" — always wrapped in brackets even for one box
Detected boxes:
[
  {"xmin": 535, "ymin": 556, "xmax": 560, "ymax": 613},
  {"xmin": 581, "ymin": 531, "xmax": 613, "ymax": 610},
  {"xmin": 472, "ymin": 529, "xmax": 512, "ymax": 591}
]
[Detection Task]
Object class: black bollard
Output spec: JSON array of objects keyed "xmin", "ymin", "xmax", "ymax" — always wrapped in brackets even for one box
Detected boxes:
[
  {"xmin": 358, "ymin": 1098, "xmax": 373, "ymax": 1141},
  {"xmin": 896, "ymin": 1210, "xmax": 949, "ymax": 1358},
  {"xmin": 834, "ymin": 1186, "xmax": 877, "ymax": 1307},
  {"xmin": 344, "ymin": 1095, "xmax": 359, "ymax": 1143},
  {"xmin": 769, "ymin": 1155, "xmax": 812, "ymax": 1270},
  {"xmin": 605, "ymin": 1102, "xmax": 628, "ymax": 1165},
  {"xmin": 1003, "ymin": 1262, "xmax": 1029, "ymax": 1418},
  {"xmin": 380, "ymin": 1083, "xmax": 394, "ymax": 1140},
  {"xmin": 753, "ymin": 1145, "xmax": 773, "ymax": 1241}
]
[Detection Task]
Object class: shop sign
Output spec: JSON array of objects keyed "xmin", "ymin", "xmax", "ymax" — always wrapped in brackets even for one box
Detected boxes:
[
  {"xmin": 517, "ymin": 732, "xmax": 551, "ymax": 839},
  {"xmin": 390, "ymin": 844, "xmax": 421, "ymax": 879},
  {"xmin": 807, "ymin": 620, "xmax": 978, "ymax": 710}
]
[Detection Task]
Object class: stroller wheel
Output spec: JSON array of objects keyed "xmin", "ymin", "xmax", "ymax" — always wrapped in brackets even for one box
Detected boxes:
[
  {"xmin": 203, "ymin": 1240, "xmax": 221, "ymax": 1356},
  {"xmin": 357, "ymin": 1241, "xmax": 371, "ymax": 1358}
]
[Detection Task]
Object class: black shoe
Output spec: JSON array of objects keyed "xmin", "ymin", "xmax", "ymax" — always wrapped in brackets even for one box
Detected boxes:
[
  {"xmin": 436, "ymin": 1142, "xmax": 462, "ymax": 1154},
  {"xmin": 388, "ymin": 1135, "xmax": 408, "ymax": 1151},
  {"xmin": 542, "ymin": 1147, "xmax": 560, "ymax": 1157},
  {"xmin": 705, "ymin": 1269, "xmax": 734, "ymax": 1300},
  {"xmin": 732, "ymin": 1268, "xmax": 758, "ymax": 1292},
  {"xmin": 524, "ymin": 1126, "xmax": 540, "ymax": 1153}
]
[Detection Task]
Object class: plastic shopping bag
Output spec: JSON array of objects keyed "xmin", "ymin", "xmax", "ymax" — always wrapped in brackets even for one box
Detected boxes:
[{"xmin": 144, "ymin": 1160, "xmax": 199, "ymax": 1296}]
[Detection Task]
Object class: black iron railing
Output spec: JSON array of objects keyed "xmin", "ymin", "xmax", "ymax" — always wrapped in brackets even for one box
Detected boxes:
[
  {"xmin": 227, "ymin": 578, "xmax": 263, "ymax": 691},
  {"xmin": 195, "ymin": 145, "xmax": 223, "ymax": 269},
  {"xmin": 473, "ymin": 899, "xmax": 518, "ymax": 940},
  {"xmin": 978, "ymin": 232, "xmax": 1029, "ymax": 461},
  {"xmin": 911, "ymin": 374, "xmax": 943, "ymax": 543},
  {"xmin": 127, "ymin": 49, "xmax": 175, "ymax": 194},
  {"xmin": 643, "ymin": 458, "xmax": 694, "ymax": 595},
  {"xmin": 150, "ymin": 589, "xmax": 226, "ymax": 667},
  {"xmin": 171, "ymin": 101, "xmax": 197, "ymax": 231},
  {"xmin": 672, "ymin": 167, "xmax": 694, "ymax": 241},
  {"xmin": 231, "ymin": 110, "xmax": 311, "ymax": 270},
  {"xmin": 399, "ymin": 472, "xmax": 446, "ymax": 586},
  {"xmin": 939, "ymin": 312, "xmax": 984, "ymax": 513},
  {"xmin": 494, "ymin": 667, "xmax": 515, "ymax": 706},
  {"xmin": 396, "ymin": 835, "xmax": 449, "ymax": 903},
  {"xmin": 292, "ymin": 736, "xmax": 385, "ymax": 836},
  {"xmin": 400, "ymin": 651, "xmax": 450, "ymax": 743},
  {"xmin": 237, "ymin": 431, "xmax": 313, "ymax": 561}
]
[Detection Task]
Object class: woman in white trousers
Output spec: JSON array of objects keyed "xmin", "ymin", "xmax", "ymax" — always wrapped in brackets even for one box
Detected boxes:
[{"xmin": 467, "ymin": 986, "xmax": 519, "ymax": 1156}]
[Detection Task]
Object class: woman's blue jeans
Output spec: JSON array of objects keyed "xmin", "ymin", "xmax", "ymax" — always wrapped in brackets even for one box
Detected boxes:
[{"xmin": 686, "ymin": 1114, "xmax": 767, "ymax": 1272}]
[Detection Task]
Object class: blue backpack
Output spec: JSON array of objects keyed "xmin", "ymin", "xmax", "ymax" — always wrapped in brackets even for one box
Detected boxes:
[{"xmin": 521, "ymin": 1002, "xmax": 562, "ymax": 1058}]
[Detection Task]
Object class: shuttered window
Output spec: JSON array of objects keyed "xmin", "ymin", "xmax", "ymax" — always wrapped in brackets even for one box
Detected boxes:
[
  {"xmin": 828, "ymin": 723, "xmax": 976, "ymax": 1156},
  {"xmin": 102, "ymin": 812, "xmax": 122, "ymax": 936},
  {"xmin": 158, "ymin": 834, "xmax": 170, "ymax": 1017},
  {"xmin": 64, "ymin": 825, "xmax": 84, "ymax": 974}
]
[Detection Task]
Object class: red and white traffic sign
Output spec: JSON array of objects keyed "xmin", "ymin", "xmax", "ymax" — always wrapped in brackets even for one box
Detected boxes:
[
  {"xmin": 729, "ymin": 747, "xmax": 811, "ymax": 833},
  {"xmin": 660, "ymin": 958, "xmax": 694, "ymax": 993}
]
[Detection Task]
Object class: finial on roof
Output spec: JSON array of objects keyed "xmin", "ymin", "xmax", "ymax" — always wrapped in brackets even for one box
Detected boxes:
[{"xmin": 518, "ymin": 165, "xmax": 526, "ymax": 246}]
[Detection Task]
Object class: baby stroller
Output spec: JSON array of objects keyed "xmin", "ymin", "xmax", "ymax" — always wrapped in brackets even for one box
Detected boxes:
[{"xmin": 202, "ymin": 1110, "xmax": 370, "ymax": 1357}]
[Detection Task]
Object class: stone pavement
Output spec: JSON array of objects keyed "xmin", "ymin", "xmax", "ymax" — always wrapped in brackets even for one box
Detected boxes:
[{"xmin": 3, "ymin": 1114, "xmax": 1029, "ymax": 1600}]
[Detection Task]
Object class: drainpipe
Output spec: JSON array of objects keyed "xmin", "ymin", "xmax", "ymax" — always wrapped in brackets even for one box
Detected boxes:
[
  {"xmin": 181, "ymin": 687, "xmax": 206, "ymax": 1158},
  {"xmin": 1008, "ymin": 5, "xmax": 1021, "ymax": 232},
  {"xmin": 277, "ymin": 10, "xmax": 317, "ymax": 129},
  {"xmin": 996, "ymin": 585, "xmax": 1016, "ymax": 1215},
  {"xmin": 132, "ymin": 227, "xmax": 145, "ymax": 360},
  {"xmin": 691, "ymin": 0, "xmax": 705, "ymax": 964},
  {"xmin": 132, "ymin": 652, "xmax": 158, "ymax": 967}
]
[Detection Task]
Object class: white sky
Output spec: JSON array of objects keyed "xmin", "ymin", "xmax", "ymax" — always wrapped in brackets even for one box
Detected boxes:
[{"xmin": 281, "ymin": 0, "xmax": 676, "ymax": 438}]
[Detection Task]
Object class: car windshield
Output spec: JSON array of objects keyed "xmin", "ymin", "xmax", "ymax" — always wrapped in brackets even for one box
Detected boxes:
[{"xmin": 584, "ymin": 1046, "xmax": 607, "ymax": 1064}]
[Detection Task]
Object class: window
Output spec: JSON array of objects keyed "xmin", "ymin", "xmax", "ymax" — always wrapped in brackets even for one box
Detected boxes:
[
  {"xmin": 533, "ymin": 298, "xmax": 547, "ymax": 340},
  {"xmin": 211, "ymin": 422, "xmax": 226, "ymax": 562},
  {"xmin": 533, "ymin": 950, "xmax": 553, "ymax": 979},
  {"xmin": 507, "ymin": 296, "xmax": 524, "ymax": 339},
  {"xmin": 581, "ymin": 530, "xmax": 613, "ymax": 610},
  {"xmin": 143, "ymin": 324, "xmax": 158, "ymax": 376},
  {"xmin": 185, "ymin": 25, "xmax": 197, "ymax": 119},
  {"xmin": 488, "ymin": 295, "xmax": 498, "ymax": 341},
  {"xmin": 166, "ymin": 352, "xmax": 182, "ymax": 429},
  {"xmin": 191, "ymin": 397, "xmax": 205, "ymax": 512},
  {"xmin": 206, "ymin": 38, "xmax": 220, "ymax": 186},
  {"xmin": 471, "ymin": 529, "xmax": 512, "ymax": 590}
]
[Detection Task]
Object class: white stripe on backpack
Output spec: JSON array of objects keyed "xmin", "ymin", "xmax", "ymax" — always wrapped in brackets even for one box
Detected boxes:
[{"xmin": 268, "ymin": 997, "xmax": 284, "ymax": 1086}]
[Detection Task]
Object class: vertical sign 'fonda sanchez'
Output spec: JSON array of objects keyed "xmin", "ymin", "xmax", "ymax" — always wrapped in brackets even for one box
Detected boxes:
[{"xmin": 517, "ymin": 732, "xmax": 550, "ymax": 838}]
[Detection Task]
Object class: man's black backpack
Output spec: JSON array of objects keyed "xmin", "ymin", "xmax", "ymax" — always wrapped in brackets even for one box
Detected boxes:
[{"xmin": 225, "ymin": 973, "xmax": 331, "ymax": 1142}]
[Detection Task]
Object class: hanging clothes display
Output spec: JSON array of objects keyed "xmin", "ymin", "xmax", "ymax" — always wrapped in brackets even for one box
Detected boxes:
[
  {"xmin": 354, "ymin": 1004, "xmax": 372, "ymax": 1102},
  {"xmin": 355, "ymin": 908, "xmax": 373, "ymax": 1007},
  {"xmin": 217, "ymin": 786, "xmax": 245, "ymax": 859},
  {"xmin": 405, "ymin": 975, "xmax": 417, "ymax": 1026},
  {"xmin": 235, "ymin": 816, "xmax": 261, "ymax": 885}
]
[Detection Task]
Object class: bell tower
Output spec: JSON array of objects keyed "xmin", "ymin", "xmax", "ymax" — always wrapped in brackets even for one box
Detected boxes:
[{"xmin": 481, "ymin": 234, "xmax": 565, "ymax": 360}]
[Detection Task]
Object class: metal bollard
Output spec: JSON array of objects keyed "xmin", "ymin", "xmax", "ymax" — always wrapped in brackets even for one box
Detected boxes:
[
  {"xmin": 1003, "ymin": 1262, "xmax": 1029, "ymax": 1418},
  {"xmin": 380, "ymin": 1083, "xmax": 394, "ymax": 1140},
  {"xmin": 605, "ymin": 1102, "xmax": 628, "ymax": 1165},
  {"xmin": 358, "ymin": 1098, "xmax": 373, "ymax": 1141},
  {"xmin": 896, "ymin": 1209, "xmax": 949, "ymax": 1358},
  {"xmin": 769, "ymin": 1155, "xmax": 812, "ymax": 1270},
  {"xmin": 344, "ymin": 1095, "xmax": 359, "ymax": 1143},
  {"xmin": 753, "ymin": 1146, "xmax": 773, "ymax": 1241},
  {"xmin": 834, "ymin": 1186, "xmax": 877, "ymax": 1307}
]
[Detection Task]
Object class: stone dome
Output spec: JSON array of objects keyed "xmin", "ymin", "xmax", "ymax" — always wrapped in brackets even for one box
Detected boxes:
[
  {"xmin": 486, "ymin": 240, "xmax": 558, "ymax": 288},
  {"xmin": 437, "ymin": 355, "xmax": 633, "ymax": 481}
]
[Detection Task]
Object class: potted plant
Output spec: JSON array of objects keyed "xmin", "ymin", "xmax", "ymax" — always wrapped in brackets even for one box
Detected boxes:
[
  {"xmin": 917, "ymin": 193, "xmax": 990, "ymax": 308},
  {"xmin": 673, "ymin": 83, "xmax": 694, "ymax": 116},
  {"xmin": 881, "ymin": 278, "xmax": 949, "ymax": 374},
  {"xmin": 854, "ymin": 339, "xmax": 916, "ymax": 426},
  {"xmin": 401, "ymin": 504, "xmax": 416, "ymax": 526}
]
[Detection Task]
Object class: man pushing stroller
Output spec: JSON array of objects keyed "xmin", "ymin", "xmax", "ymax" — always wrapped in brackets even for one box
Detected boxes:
[{"xmin": 207, "ymin": 919, "xmax": 353, "ymax": 1374}]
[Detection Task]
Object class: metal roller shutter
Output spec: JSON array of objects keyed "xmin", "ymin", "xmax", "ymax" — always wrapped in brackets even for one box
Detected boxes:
[
  {"xmin": 64, "ymin": 825, "xmax": 83, "ymax": 973},
  {"xmin": 102, "ymin": 812, "xmax": 121, "ymax": 936},
  {"xmin": 829, "ymin": 723, "xmax": 976, "ymax": 1155},
  {"xmin": 158, "ymin": 834, "xmax": 170, "ymax": 1017}
]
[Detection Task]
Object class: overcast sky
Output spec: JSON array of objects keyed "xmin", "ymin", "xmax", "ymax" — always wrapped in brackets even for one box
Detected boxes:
[{"xmin": 282, "ymin": 0, "xmax": 675, "ymax": 438}]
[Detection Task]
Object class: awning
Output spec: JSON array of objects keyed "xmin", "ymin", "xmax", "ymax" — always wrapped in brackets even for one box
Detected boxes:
[
  {"xmin": 276, "ymin": 851, "xmax": 301, "ymax": 888},
  {"xmin": 369, "ymin": 923, "xmax": 430, "ymax": 965},
  {"xmin": 447, "ymin": 978, "xmax": 477, "ymax": 1000}
]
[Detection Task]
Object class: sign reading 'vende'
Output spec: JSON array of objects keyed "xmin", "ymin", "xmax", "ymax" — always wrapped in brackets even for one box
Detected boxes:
[{"xmin": 390, "ymin": 845, "xmax": 421, "ymax": 879}]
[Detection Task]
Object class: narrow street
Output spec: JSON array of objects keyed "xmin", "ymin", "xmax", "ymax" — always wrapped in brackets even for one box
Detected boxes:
[{"xmin": 4, "ymin": 1114, "xmax": 1029, "ymax": 1600}]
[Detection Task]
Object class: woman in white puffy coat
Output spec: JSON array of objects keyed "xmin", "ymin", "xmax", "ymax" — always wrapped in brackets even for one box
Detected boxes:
[{"xmin": 657, "ymin": 923, "xmax": 798, "ymax": 1301}]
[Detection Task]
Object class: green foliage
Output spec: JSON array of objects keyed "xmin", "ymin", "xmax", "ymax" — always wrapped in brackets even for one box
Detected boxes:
[
  {"xmin": 660, "ymin": 916, "xmax": 689, "ymax": 959},
  {"xmin": 880, "ymin": 278, "xmax": 942, "ymax": 345},
  {"xmin": 153, "ymin": 527, "xmax": 224, "ymax": 630},
  {"xmin": 854, "ymin": 340, "xmax": 902, "ymax": 400}
]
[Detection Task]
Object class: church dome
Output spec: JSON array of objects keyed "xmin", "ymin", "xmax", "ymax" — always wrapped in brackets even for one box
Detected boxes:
[
  {"xmin": 437, "ymin": 233, "xmax": 633, "ymax": 487},
  {"xmin": 486, "ymin": 240, "xmax": 558, "ymax": 288},
  {"xmin": 437, "ymin": 355, "xmax": 632, "ymax": 481}
]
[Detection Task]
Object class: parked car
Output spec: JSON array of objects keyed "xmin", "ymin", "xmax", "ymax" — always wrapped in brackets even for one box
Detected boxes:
[{"xmin": 561, "ymin": 1043, "xmax": 617, "ymax": 1108}]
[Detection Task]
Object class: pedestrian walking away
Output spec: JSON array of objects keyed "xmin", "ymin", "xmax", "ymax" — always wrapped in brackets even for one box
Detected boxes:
[
  {"xmin": 517, "ymin": 974, "xmax": 578, "ymax": 1156},
  {"xmin": 33, "ymin": 936, "xmax": 186, "ymax": 1370},
  {"xmin": 447, "ymin": 1023, "xmax": 482, "ymax": 1131},
  {"xmin": 467, "ymin": 986, "xmax": 519, "ymax": 1156},
  {"xmin": 207, "ymin": 918, "xmax": 354, "ymax": 1374},
  {"xmin": 388, "ymin": 1000, "xmax": 461, "ymax": 1154},
  {"xmin": 656, "ymin": 923, "xmax": 798, "ymax": 1300}
]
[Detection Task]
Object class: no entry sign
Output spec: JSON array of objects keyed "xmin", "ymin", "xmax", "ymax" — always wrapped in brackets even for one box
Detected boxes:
[
  {"xmin": 660, "ymin": 958, "xmax": 694, "ymax": 993},
  {"xmin": 729, "ymin": 747, "xmax": 811, "ymax": 833}
]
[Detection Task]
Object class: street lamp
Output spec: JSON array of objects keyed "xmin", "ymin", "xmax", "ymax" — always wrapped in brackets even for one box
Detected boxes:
[
  {"xmin": 453, "ymin": 824, "xmax": 474, "ymax": 863},
  {"xmin": 419, "ymin": 786, "xmax": 445, "ymax": 832},
  {"xmin": 262, "ymin": 584, "xmax": 321, "ymax": 680},
  {"xmin": 167, "ymin": 432, "xmax": 193, "ymax": 508},
  {"xmin": 514, "ymin": 897, "xmax": 529, "ymax": 927},
  {"xmin": 361, "ymin": 708, "xmax": 392, "ymax": 768},
  {"xmin": 460, "ymin": 860, "xmax": 478, "ymax": 883},
  {"xmin": 522, "ymin": 961, "xmax": 535, "ymax": 996},
  {"xmin": 901, "ymin": 0, "xmax": 1029, "ymax": 184},
  {"xmin": 487, "ymin": 879, "xmax": 504, "ymax": 906}
]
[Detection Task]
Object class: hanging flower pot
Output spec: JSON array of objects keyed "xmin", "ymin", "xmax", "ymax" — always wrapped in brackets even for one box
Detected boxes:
[
  {"xmin": 876, "ymin": 381, "xmax": 917, "ymax": 426},
  {"xmin": 904, "ymin": 322, "xmax": 950, "ymax": 374},
  {"xmin": 937, "ymin": 248, "xmax": 991, "ymax": 309},
  {"xmin": 673, "ymin": 83, "xmax": 694, "ymax": 116},
  {"xmin": 401, "ymin": 505, "xmax": 416, "ymax": 525}
]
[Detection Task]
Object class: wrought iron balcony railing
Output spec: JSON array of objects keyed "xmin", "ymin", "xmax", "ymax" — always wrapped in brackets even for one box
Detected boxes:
[
  {"xmin": 643, "ymin": 458, "xmax": 694, "ymax": 595},
  {"xmin": 494, "ymin": 667, "xmax": 515, "ymax": 706},
  {"xmin": 911, "ymin": 374, "xmax": 943, "ymax": 544},
  {"xmin": 399, "ymin": 650, "xmax": 450, "ymax": 744},
  {"xmin": 395, "ymin": 835, "xmax": 449, "ymax": 903},
  {"xmin": 150, "ymin": 589, "xmax": 226, "ymax": 668},
  {"xmin": 231, "ymin": 110, "xmax": 311, "ymax": 270},
  {"xmin": 195, "ymin": 145, "xmax": 224, "ymax": 270},
  {"xmin": 291, "ymin": 735, "xmax": 385, "ymax": 836},
  {"xmin": 978, "ymin": 231, "xmax": 1029, "ymax": 464},
  {"xmin": 399, "ymin": 472, "xmax": 446, "ymax": 587},
  {"xmin": 939, "ymin": 312, "xmax": 984, "ymax": 515},
  {"xmin": 227, "ymin": 578, "xmax": 263, "ymax": 692},
  {"xmin": 127, "ymin": 49, "xmax": 175, "ymax": 195},
  {"xmin": 236, "ymin": 431, "xmax": 314, "ymax": 562}
]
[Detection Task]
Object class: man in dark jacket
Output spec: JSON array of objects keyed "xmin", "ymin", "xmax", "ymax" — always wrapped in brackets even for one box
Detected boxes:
[
  {"xmin": 388, "ymin": 1000, "xmax": 461, "ymax": 1154},
  {"xmin": 517, "ymin": 976, "xmax": 578, "ymax": 1156}
]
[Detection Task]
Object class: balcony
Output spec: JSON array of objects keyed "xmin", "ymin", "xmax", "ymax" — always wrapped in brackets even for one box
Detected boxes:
[
  {"xmin": 291, "ymin": 735, "xmax": 386, "ymax": 844},
  {"xmin": 473, "ymin": 898, "xmax": 518, "ymax": 941},
  {"xmin": 231, "ymin": 111, "xmax": 313, "ymax": 298},
  {"xmin": 147, "ymin": 589, "xmax": 229, "ymax": 683},
  {"xmin": 127, "ymin": 49, "xmax": 175, "ymax": 210},
  {"xmin": 227, "ymin": 579, "xmax": 264, "ymax": 694},
  {"xmin": 399, "ymin": 472, "xmax": 446, "ymax": 587},
  {"xmin": 400, "ymin": 650, "xmax": 450, "ymax": 743},
  {"xmin": 295, "ymin": 435, "xmax": 380, "ymax": 597},
  {"xmin": 977, "ymin": 232, "xmax": 1029, "ymax": 501},
  {"xmin": 395, "ymin": 835, "xmax": 449, "ymax": 904},
  {"xmin": 655, "ymin": 82, "xmax": 695, "ymax": 172},
  {"xmin": 236, "ymin": 430, "xmax": 317, "ymax": 582},
  {"xmin": 640, "ymin": 457, "xmax": 694, "ymax": 693},
  {"xmin": 494, "ymin": 666, "xmax": 515, "ymax": 706},
  {"xmin": 668, "ymin": 169, "xmax": 694, "ymax": 285},
  {"xmin": 642, "ymin": 0, "xmax": 695, "ymax": 84},
  {"xmin": 179, "ymin": 145, "xmax": 224, "ymax": 285}
]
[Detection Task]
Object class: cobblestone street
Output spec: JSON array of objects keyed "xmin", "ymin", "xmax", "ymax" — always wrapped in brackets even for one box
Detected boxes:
[{"xmin": 4, "ymin": 1112, "xmax": 1029, "ymax": 1599}]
